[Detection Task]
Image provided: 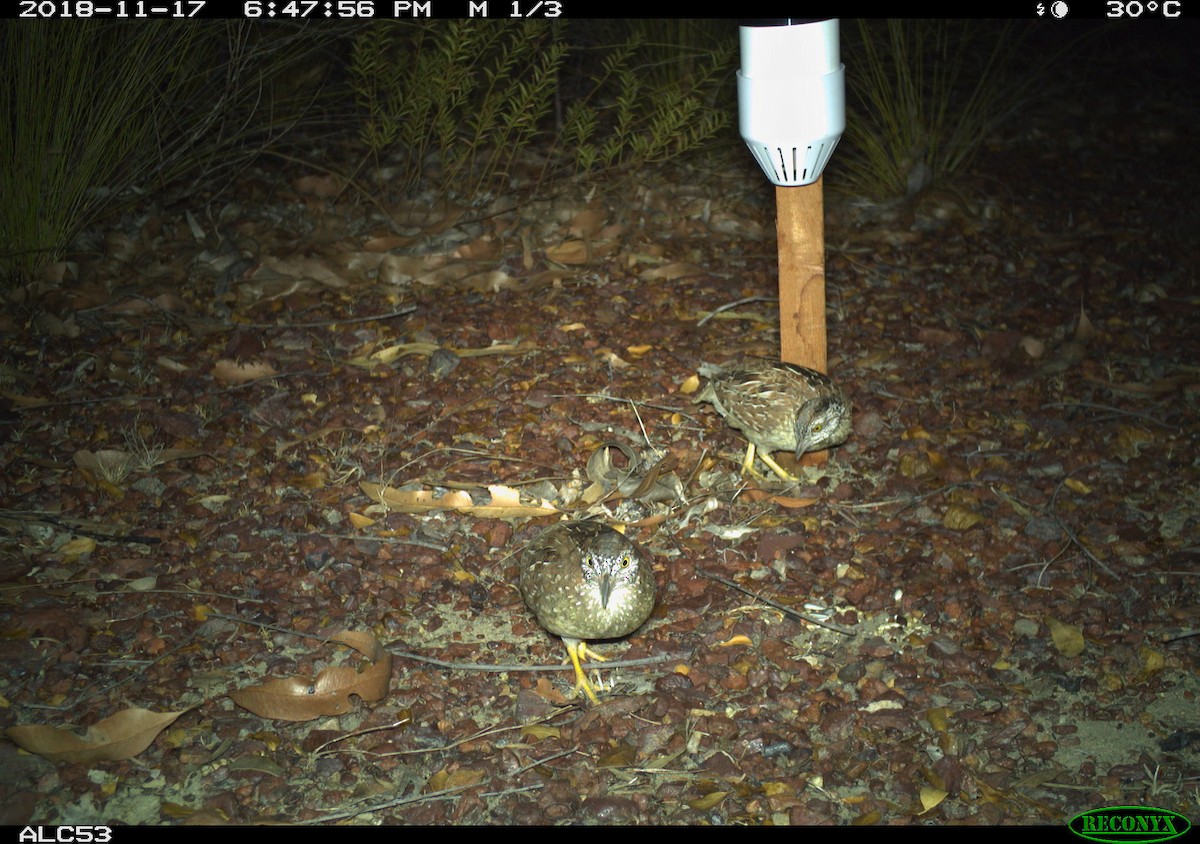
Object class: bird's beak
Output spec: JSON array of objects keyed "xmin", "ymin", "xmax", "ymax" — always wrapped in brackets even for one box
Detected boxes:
[{"xmin": 598, "ymin": 572, "xmax": 613, "ymax": 609}]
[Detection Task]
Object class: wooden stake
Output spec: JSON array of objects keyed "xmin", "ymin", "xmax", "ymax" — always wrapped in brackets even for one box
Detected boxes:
[
  {"xmin": 776, "ymin": 177, "xmax": 827, "ymax": 373},
  {"xmin": 776, "ymin": 176, "xmax": 829, "ymax": 466}
]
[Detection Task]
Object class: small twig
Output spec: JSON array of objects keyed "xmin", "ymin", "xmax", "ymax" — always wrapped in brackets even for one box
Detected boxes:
[
  {"xmin": 696, "ymin": 295, "xmax": 776, "ymax": 327},
  {"xmin": 311, "ymin": 718, "xmax": 414, "ymax": 756},
  {"xmin": 30, "ymin": 626, "xmax": 205, "ymax": 712},
  {"xmin": 206, "ymin": 612, "xmax": 330, "ymax": 643},
  {"xmin": 1163, "ymin": 630, "xmax": 1199, "ymax": 644},
  {"xmin": 1042, "ymin": 401, "xmax": 1176, "ymax": 430},
  {"xmin": 505, "ymin": 747, "xmax": 578, "ymax": 776},
  {"xmin": 388, "ymin": 647, "xmax": 688, "ymax": 674},
  {"xmin": 1048, "ymin": 463, "xmax": 1120, "ymax": 580},
  {"xmin": 3, "ymin": 512, "xmax": 162, "ymax": 546},
  {"xmin": 112, "ymin": 588, "xmax": 265, "ymax": 602},
  {"xmin": 479, "ymin": 783, "xmax": 544, "ymax": 799},
  {"xmin": 698, "ymin": 569, "xmax": 856, "ymax": 635},
  {"xmin": 281, "ymin": 530, "xmax": 450, "ymax": 552},
  {"xmin": 559, "ymin": 393, "xmax": 700, "ymax": 422},
  {"xmin": 829, "ymin": 482, "xmax": 985, "ymax": 516},
  {"xmin": 299, "ymin": 785, "xmax": 472, "ymax": 825},
  {"xmin": 207, "ymin": 612, "xmax": 688, "ymax": 675},
  {"xmin": 222, "ymin": 305, "xmax": 416, "ymax": 330},
  {"xmin": 373, "ymin": 716, "xmax": 577, "ymax": 759}
]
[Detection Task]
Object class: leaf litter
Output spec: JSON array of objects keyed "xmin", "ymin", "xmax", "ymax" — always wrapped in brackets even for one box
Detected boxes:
[{"xmin": 0, "ymin": 32, "xmax": 1197, "ymax": 826}]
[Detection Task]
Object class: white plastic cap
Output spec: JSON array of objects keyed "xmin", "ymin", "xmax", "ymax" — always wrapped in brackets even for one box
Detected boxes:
[{"xmin": 738, "ymin": 19, "xmax": 846, "ymax": 186}]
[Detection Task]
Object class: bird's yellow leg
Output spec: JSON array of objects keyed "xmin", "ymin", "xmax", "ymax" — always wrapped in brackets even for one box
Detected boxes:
[
  {"xmin": 756, "ymin": 450, "xmax": 799, "ymax": 483},
  {"xmin": 740, "ymin": 442, "xmax": 798, "ymax": 483},
  {"xmin": 740, "ymin": 442, "xmax": 757, "ymax": 475},
  {"xmin": 565, "ymin": 639, "xmax": 602, "ymax": 705}
]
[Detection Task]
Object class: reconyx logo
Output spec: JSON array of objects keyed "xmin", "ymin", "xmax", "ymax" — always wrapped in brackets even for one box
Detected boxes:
[{"xmin": 1069, "ymin": 806, "xmax": 1190, "ymax": 844}]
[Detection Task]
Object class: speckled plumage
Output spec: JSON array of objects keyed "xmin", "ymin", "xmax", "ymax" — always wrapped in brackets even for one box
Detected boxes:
[
  {"xmin": 696, "ymin": 357, "xmax": 851, "ymax": 480},
  {"xmin": 519, "ymin": 521, "xmax": 656, "ymax": 703}
]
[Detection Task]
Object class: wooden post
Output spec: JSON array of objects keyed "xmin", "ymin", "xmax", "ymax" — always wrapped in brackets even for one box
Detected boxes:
[{"xmin": 775, "ymin": 176, "xmax": 829, "ymax": 465}]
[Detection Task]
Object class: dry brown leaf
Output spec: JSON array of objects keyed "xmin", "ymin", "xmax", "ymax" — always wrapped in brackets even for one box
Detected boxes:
[
  {"xmin": 443, "ymin": 767, "xmax": 486, "ymax": 789},
  {"xmin": 228, "ymin": 630, "xmax": 392, "ymax": 721},
  {"xmin": 353, "ymin": 340, "xmax": 537, "ymax": 369},
  {"xmin": 1019, "ymin": 336, "xmax": 1046, "ymax": 359},
  {"xmin": 595, "ymin": 349, "xmax": 631, "ymax": 370},
  {"xmin": 545, "ymin": 240, "xmax": 591, "ymax": 264},
  {"xmin": 918, "ymin": 786, "xmax": 948, "ymax": 813},
  {"xmin": 595, "ymin": 743, "xmax": 637, "ymax": 768},
  {"xmin": 568, "ymin": 207, "xmax": 607, "ymax": 238},
  {"xmin": 1137, "ymin": 645, "xmax": 1165, "ymax": 680},
  {"xmin": 943, "ymin": 505, "xmax": 985, "ymax": 531},
  {"xmin": 234, "ymin": 277, "xmax": 312, "ymax": 306},
  {"xmin": 741, "ymin": 488, "xmax": 819, "ymax": 509},
  {"xmin": 211, "ymin": 359, "xmax": 278, "ymax": 384},
  {"xmin": 1045, "ymin": 616, "xmax": 1085, "ymax": 657},
  {"xmin": 454, "ymin": 237, "xmax": 502, "ymax": 261},
  {"xmin": 1039, "ymin": 304, "xmax": 1096, "ymax": 375},
  {"xmin": 1063, "ymin": 477, "xmax": 1091, "ymax": 494},
  {"xmin": 7, "ymin": 707, "xmax": 187, "ymax": 764},
  {"xmin": 257, "ymin": 254, "xmax": 349, "ymax": 289},
  {"xmin": 687, "ymin": 791, "xmax": 728, "ymax": 811},
  {"xmin": 361, "ymin": 482, "xmax": 559, "ymax": 518},
  {"xmin": 426, "ymin": 769, "xmax": 450, "ymax": 792},
  {"xmin": 1010, "ymin": 768, "xmax": 1064, "ymax": 790},
  {"xmin": 361, "ymin": 235, "xmax": 416, "ymax": 254},
  {"xmin": 292, "ymin": 174, "xmax": 343, "ymax": 197},
  {"xmin": 521, "ymin": 724, "xmax": 561, "ymax": 740},
  {"xmin": 1113, "ymin": 425, "xmax": 1154, "ymax": 461},
  {"xmin": 57, "ymin": 537, "xmax": 97, "ymax": 561},
  {"xmin": 637, "ymin": 261, "xmax": 706, "ymax": 281},
  {"xmin": 33, "ymin": 312, "xmax": 81, "ymax": 338},
  {"xmin": 1, "ymin": 390, "xmax": 49, "ymax": 408},
  {"xmin": 926, "ymin": 707, "xmax": 951, "ymax": 732}
]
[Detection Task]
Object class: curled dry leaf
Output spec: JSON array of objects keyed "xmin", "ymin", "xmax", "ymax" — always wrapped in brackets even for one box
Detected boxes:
[
  {"xmin": 211, "ymin": 359, "xmax": 279, "ymax": 384},
  {"xmin": 568, "ymin": 206, "xmax": 607, "ymax": 239},
  {"xmin": 361, "ymin": 482, "xmax": 558, "ymax": 518},
  {"xmin": 583, "ymin": 442, "xmax": 682, "ymax": 506},
  {"xmin": 228, "ymin": 630, "xmax": 392, "ymax": 722},
  {"xmin": 687, "ymin": 791, "xmax": 728, "ymax": 811},
  {"xmin": 1045, "ymin": 616, "xmax": 1086, "ymax": 657},
  {"xmin": 740, "ymin": 488, "xmax": 819, "ymax": 509},
  {"xmin": 7, "ymin": 707, "xmax": 187, "ymax": 765},
  {"xmin": 352, "ymin": 340, "xmax": 537, "ymax": 370},
  {"xmin": 427, "ymin": 767, "xmax": 487, "ymax": 792},
  {"xmin": 1038, "ymin": 305, "xmax": 1096, "ymax": 376},
  {"xmin": 637, "ymin": 261, "xmax": 706, "ymax": 281},
  {"xmin": 942, "ymin": 505, "xmax": 985, "ymax": 531},
  {"xmin": 545, "ymin": 240, "xmax": 591, "ymax": 265},
  {"xmin": 919, "ymin": 786, "xmax": 949, "ymax": 813}
]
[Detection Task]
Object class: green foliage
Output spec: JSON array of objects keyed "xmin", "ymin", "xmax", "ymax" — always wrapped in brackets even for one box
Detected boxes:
[
  {"xmin": 351, "ymin": 21, "xmax": 564, "ymax": 199},
  {"xmin": 1, "ymin": 23, "xmax": 205, "ymax": 284},
  {"xmin": 349, "ymin": 20, "xmax": 737, "ymax": 200},
  {"xmin": 0, "ymin": 21, "xmax": 340, "ymax": 288},
  {"xmin": 565, "ymin": 22, "xmax": 736, "ymax": 176},
  {"xmin": 833, "ymin": 20, "xmax": 1070, "ymax": 201}
]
